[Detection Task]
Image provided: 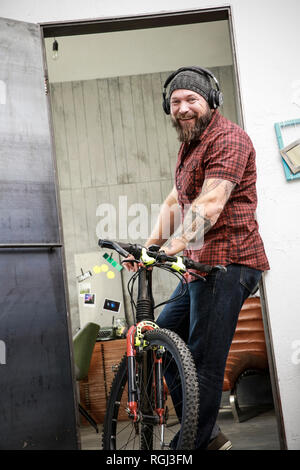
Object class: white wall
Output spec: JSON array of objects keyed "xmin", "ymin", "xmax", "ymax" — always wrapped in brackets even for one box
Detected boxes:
[{"xmin": 1, "ymin": 0, "xmax": 300, "ymax": 449}]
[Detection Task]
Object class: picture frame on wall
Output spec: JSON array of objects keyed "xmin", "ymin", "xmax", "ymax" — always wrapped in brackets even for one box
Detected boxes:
[
  {"xmin": 274, "ymin": 118, "xmax": 300, "ymax": 181},
  {"xmin": 280, "ymin": 138, "xmax": 300, "ymax": 175}
]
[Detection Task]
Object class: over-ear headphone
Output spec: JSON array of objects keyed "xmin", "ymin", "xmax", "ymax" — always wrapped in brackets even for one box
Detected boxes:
[{"xmin": 162, "ymin": 66, "xmax": 223, "ymax": 115}]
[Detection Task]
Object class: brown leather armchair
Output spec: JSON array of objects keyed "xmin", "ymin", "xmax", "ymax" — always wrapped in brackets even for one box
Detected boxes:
[{"xmin": 223, "ymin": 297, "xmax": 271, "ymax": 422}]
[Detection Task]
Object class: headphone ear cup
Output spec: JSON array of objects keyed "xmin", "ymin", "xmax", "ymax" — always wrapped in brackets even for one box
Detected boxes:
[
  {"xmin": 208, "ymin": 90, "xmax": 216, "ymax": 109},
  {"xmin": 217, "ymin": 91, "xmax": 223, "ymax": 107},
  {"xmin": 162, "ymin": 95, "xmax": 170, "ymax": 115},
  {"xmin": 208, "ymin": 90, "xmax": 223, "ymax": 109}
]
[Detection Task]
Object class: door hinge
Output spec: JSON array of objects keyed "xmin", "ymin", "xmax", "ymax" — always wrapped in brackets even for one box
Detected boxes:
[{"xmin": 44, "ymin": 77, "xmax": 49, "ymax": 95}]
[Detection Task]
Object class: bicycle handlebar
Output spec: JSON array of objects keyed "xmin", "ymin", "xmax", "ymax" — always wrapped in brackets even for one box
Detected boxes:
[{"xmin": 98, "ymin": 239, "xmax": 227, "ymax": 275}]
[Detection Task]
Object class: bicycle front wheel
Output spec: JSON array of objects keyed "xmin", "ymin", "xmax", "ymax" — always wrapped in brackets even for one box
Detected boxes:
[{"xmin": 102, "ymin": 328, "xmax": 199, "ymax": 450}]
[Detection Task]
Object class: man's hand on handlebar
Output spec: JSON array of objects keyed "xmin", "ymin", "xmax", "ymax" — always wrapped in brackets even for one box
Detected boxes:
[
  {"xmin": 123, "ymin": 254, "xmax": 139, "ymax": 272},
  {"xmin": 161, "ymin": 238, "xmax": 186, "ymax": 257}
]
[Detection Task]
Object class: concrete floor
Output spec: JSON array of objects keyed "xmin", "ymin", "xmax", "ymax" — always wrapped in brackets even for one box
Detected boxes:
[
  {"xmin": 79, "ymin": 408, "xmax": 281, "ymax": 450},
  {"xmin": 215, "ymin": 408, "xmax": 280, "ymax": 450}
]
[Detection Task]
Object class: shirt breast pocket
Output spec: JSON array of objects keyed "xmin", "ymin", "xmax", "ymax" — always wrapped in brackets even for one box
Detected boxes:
[{"xmin": 180, "ymin": 159, "xmax": 202, "ymax": 199}]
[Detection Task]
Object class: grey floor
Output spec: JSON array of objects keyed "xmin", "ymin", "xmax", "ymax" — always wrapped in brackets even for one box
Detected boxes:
[
  {"xmin": 215, "ymin": 408, "xmax": 280, "ymax": 450},
  {"xmin": 79, "ymin": 408, "xmax": 281, "ymax": 450}
]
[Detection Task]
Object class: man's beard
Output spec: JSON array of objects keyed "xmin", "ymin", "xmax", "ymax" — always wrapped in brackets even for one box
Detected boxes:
[{"xmin": 171, "ymin": 108, "xmax": 213, "ymax": 143}]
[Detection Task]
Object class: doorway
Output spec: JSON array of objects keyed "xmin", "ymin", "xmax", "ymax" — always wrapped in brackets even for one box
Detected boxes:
[{"xmin": 41, "ymin": 7, "xmax": 283, "ymax": 450}]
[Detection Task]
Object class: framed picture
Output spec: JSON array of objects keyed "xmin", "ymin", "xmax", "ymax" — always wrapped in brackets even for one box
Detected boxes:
[
  {"xmin": 280, "ymin": 138, "xmax": 300, "ymax": 175},
  {"xmin": 274, "ymin": 118, "xmax": 300, "ymax": 181},
  {"xmin": 84, "ymin": 293, "xmax": 96, "ymax": 307}
]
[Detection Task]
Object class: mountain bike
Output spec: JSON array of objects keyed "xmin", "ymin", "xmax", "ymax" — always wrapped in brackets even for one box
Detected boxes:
[{"xmin": 99, "ymin": 239, "xmax": 226, "ymax": 450}]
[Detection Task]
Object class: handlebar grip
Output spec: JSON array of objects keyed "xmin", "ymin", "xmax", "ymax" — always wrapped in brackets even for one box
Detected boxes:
[
  {"xmin": 116, "ymin": 241, "xmax": 135, "ymax": 253},
  {"xmin": 98, "ymin": 239, "xmax": 144, "ymax": 259},
  {"xmin": 98, "ymin": 239, "xmax": 113, "ymax": 249},
  {"xmin": 184, "ymin": 258, "xmax": 213, "ymax": 273},
  {"xmin": 98, "ymin": 239, "xmax": 131, "ymax": 257},
  {"xmin": 184, "ymin": 258, "xmax": 227, "ymax": 274}
]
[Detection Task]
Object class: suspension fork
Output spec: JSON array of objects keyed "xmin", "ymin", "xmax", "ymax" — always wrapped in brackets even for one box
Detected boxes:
[
  {"xmin": 127, "ymin": 266, "xmax": 153, "ymax": 422},
  {"xmin": 126, "ymin": 322, "xmax": 157, "ymax": 422},
  {"xmin": 127, "ymin": 325, "xmax": 138, "ymax": 422},
  {"xmin": 127, "ymin": 325, "xmax": 167, "ymax": 424},
  {"xmin": 126, "ymin": 266, "xmax": 158, "ymax": 423},
  {"xmin": 153, "ymin": 349, "xmax": 166, "ymax": 424}
]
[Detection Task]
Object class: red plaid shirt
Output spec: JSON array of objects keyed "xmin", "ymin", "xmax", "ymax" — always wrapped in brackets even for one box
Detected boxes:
[{"xmin": 175, "ymin": 110, "xmax": 269, "ymax": 281}]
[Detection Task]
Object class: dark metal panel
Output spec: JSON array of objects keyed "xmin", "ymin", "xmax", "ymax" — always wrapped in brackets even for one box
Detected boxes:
[
  {"xmin": 0, "ymin": 18, "xmax": 60, "ymax": 244},
  {"xmin": 0, "ymin": 17, "xmax": 78, "ymax": 449},
  {"xmin": 41, "ymin": 8, "xmax": 229, "ymax": 38},
  {"xmin": 0, "ymin": 182, "xmax": 60, "ymax": 244},
  {"xmin": 0, "ymin": 249, "xmax": 78, "ymax": 449}
]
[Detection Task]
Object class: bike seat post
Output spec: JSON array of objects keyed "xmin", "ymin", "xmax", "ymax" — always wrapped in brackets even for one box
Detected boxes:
[{"xmin": 136, "ymin": 267, "xmax": 155, "ymax": 324}]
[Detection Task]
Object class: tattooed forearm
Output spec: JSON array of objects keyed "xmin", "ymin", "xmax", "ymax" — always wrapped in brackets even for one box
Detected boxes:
[
  {"xmin": 163, "ymin": 204, "xmax": 211, "ymax": 250},
  {"xmin": 202, "ymin": 179, "xmax": 236, "ymax": 204},
  {"xmin": 201, "ymin": 178, "xmax": 224, "ymax": 193},
  {"xmin": 181, "ymin": 207, "xmax": 211, "ymax": 245},
  {"xmin": 163, "ymin": 178, "xmax": 236, "ymax": 252}
]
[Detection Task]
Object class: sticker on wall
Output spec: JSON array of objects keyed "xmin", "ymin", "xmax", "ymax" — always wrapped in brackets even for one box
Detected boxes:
[
  {"xmin": 103, "ymin": 252, "xmax": 123, "ymax": 272},
  {"xmin": 107, "ymin": 271, "xmax": 115, "ymax": 280},
  {"xmin": 93, "ymin": 265, "xmax": 102, "ymax": 274},
  {"xmin": 77, "ymin": 268, "xmax": 92, "ymax": 283},
  {"xmin": 84, "ymin": 293, "xmax": 96, "ymax": 307},
  {"xmin": 93, "ymin": 264, "xmax": 111, "ymax": 274},
  {"xmin": 79, "ymin": 283, "xmax": 91, "ymax": 297}
]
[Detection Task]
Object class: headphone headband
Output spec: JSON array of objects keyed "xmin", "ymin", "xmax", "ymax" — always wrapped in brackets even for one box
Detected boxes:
[{"xmin": 162, "ymin": 66, "xmax": 223, "ymax": 114}]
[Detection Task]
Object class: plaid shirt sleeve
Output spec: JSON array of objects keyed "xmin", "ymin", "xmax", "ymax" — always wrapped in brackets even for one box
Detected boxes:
[{"xmin": 203, "ymin": 129, "xmax": 252, "ymax": 184}]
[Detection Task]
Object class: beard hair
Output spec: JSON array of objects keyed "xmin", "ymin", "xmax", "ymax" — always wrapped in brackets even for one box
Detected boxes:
[{"xmin": 171, "ymin": 107, "xmax": 213, "ymax": 143}]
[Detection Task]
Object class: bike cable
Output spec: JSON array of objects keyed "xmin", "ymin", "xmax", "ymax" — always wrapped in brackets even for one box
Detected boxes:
[{"xmin": 152, "ymin": 264, "xmax": 188, "ymax": 310}]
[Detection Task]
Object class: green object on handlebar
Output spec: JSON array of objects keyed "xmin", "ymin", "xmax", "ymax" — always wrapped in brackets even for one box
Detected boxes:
[
  {"xmin": 171, "ymin": 256, "xmax": 186, "ymax": 274},
  {"xmin": 141, "ymin": 248, "xmax": 156, "ymax": 266}
]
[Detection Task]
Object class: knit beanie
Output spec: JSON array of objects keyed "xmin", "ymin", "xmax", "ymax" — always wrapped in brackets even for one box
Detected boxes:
[{"xmin": 169, "ymin": 70, "xmax": 211, "ymax": 103}]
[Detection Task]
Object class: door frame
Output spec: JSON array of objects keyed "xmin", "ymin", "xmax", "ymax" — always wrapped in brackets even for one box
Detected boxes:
[{"xmin": 39, "ymin": 6, "xmax": 287, "ymax": 450}]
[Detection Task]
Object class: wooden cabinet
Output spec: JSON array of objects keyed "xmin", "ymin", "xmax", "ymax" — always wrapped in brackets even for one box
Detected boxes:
[{"xmin": 79, "ymin": 339, "xmax": 126, "ymax": 425}]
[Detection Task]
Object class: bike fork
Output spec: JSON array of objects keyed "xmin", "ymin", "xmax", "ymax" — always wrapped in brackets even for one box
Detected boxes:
[
  {"xmin": 127, "ymin": 325, "xmax": 138, "ymax": 422},
  {"xmin": 153, "ymin": 350, "xmax": 166, "ymax": 447},
  {"xmin": 126, "ymin": 324, "xmax": 166, "ymax": 429},
  {"xmin": 153, "ymin": 351, "xmax": 165, "ymax": 424}
]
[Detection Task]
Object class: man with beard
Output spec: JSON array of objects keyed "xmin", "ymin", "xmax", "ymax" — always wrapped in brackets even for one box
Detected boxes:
[{"xmin": 124, "ymin": 67, "xmax": 269, "ymax": 450}]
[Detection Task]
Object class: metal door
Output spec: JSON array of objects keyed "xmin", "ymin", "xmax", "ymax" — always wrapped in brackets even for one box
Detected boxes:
[{"xmin": 0, "ymin": 17, "xmax": 79, "ymax": 449}]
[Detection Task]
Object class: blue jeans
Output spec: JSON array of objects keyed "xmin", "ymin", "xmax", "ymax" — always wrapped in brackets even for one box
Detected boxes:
[{"xmin": 156, "ymin": 263, "xmax": 262, "ymax": 449}]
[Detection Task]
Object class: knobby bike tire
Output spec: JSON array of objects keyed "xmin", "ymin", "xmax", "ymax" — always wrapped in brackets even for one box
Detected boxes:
[{"xmin": 102, "ymin": 328, "xmax": 199, "ymax": 450}]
